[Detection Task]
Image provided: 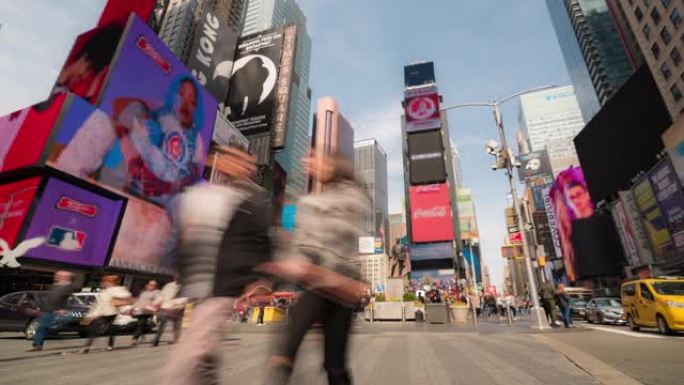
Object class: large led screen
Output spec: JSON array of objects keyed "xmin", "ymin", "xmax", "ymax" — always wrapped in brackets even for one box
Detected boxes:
[
  {"xmin": 409, "ymin": 183, "xmax": 453, "ymax": 243},
  {"xmin": 0, "ymin": 177, "xmax": 41, "ymax": 248},
  {"xmin": 0, "ymin": 94, "xmax": 67, "ymax": 173},
  {"xmin": 23, "ymin": 177, "xmax": 125, "ymax": 267},
  {"xmin": 407, "ymin": 129, "xmax": 446, "ymax": 185}
]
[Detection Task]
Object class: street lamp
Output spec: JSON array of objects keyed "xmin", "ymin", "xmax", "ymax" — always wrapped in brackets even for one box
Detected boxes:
[{"xmin": 442, "ymin": 85, "xmax": 555, "ymax": 330}]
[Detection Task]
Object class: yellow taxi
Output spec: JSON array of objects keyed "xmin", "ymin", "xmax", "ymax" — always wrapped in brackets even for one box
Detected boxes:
[{"xmin": 621, "ymin": 277, "xmax": 684, "ymax": 335}]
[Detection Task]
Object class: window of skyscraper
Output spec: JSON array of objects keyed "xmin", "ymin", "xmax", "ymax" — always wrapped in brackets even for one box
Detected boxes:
[
  {"xmin": 661, "ymin": 26, "xmax": 672, "ymax": 43},
  {"xmin": 651, "ymin": 8, "xmax": 662, "ymax": 24},
  {"xmin": 670, "ymin": 83, "xmax": 682, "ymax": 100},
  {"xmin": 671, "ymin": 9, "xmax": 682, "ymax": 29},
  {"xmin": 636, "ymin": 6, "xmax": 644, "ymax": 21},
  {"xmin": 652, "ymin": 42, "xmax": 662, "ymax": 58},
  {"xmin": 661, "ymin": 62, "xmax": 672, "ymax": 78},
  {"xmin": 671, "ymin": 47, "xmax": 682, "ymax": 65},
  {"xmin": 644, "ymin": 24, "xmax": 652, "ymax": 40}
]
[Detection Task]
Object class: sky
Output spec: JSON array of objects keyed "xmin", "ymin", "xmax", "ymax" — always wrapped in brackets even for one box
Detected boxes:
[{"xmin": 0, "ymin": 0, "xmax": 571, "ymax": 287}]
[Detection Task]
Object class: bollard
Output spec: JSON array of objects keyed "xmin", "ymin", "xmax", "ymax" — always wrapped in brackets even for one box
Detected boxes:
[{"xmin": 401, "ymin": 302, "xmax": 406, "ymax": 324}]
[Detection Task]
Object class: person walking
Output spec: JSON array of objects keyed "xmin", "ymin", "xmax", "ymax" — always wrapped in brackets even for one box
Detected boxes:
[
  {"xmin": 73, "ymin": 275, "xmax": 132, "ymax": 354},
  {"xmin": 131, "ymin": 280, "xmax": 160, "ymax": 346},
  {"xmin": 262, "ymin": 150, "xmax": 371, "ymax": 385},
  {"xmin": 161, "ymin": 145, "xmax": 274, "ymax": 385},
  {"xmin": 555, "ymin": 284, "xmax": 573, "ymax": 328},
  {"xmin": 540, "ymin": 282, "xmax": 558, "ymax": 327},
  {"xmin": 152, "ymin": 276, "xmax": 184, "ymax": 346},
  {"xmin": 28, "ymin": 271, "xmax": 75, "ymax": 352}
]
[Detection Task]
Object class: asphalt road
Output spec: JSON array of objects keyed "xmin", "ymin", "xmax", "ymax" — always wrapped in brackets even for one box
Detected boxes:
[{"xmin": 0, "ymin": 317, "xmax": 681, "ymax": 385}]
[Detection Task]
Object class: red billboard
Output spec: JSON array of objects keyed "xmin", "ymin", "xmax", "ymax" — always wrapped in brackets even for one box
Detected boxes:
[
  {"xmin": 97, "ymin": 0, "xmax": 155, "ymax": 27},
  {"xmin": 0, "ymin": 177, "xmax": 41, "ymax": 248},
  {"xmin": 409, "ymin": 183, "xmax": 453, "ymax": 243},
  {"xmin": 404, "ymin": 85, "xmax": 441, "ymax": 132}
]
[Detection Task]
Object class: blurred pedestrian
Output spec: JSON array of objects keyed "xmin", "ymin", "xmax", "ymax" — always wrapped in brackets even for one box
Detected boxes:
[
  {"xmin": 28, "ymin": 270, "xmax": 75, "ymax": 352},
  {"xmin": 540, "ymin": 283, "xmax": 558, "ymax": 327},
  {"xmin": 262, "ymin": 150, "xmax": 370, "ymax": 385},
  {"xmin": 152, "ymin": 275, "xmax": 184, "ymax": 346},
  {"xmin": 555, "ymin": 284, "xmax": 573, "ymax": 328},
  {"xmin": 131, "ymin": 280, "xmax": 160, "ymax": 346},
  {"xmin": 73, "ymin": 275, "xmax": 132, "ymax": 354},
  {"xmin": 161, "ymin": 145, "xmax": 273, "ymax": 385}
]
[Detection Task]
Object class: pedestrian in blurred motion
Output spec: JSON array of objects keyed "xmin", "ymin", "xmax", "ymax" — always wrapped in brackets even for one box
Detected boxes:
[
  {"xmin": 73, "ymin": 275, "xmax": 132, "ymax": 354},
  {"xmin": 152, "ymin": 275, "xmax": 184, "ymax": 346},
  {"xmin": 261, "ymin": 150, "xmax": 370, "ymax": 385},
  {"xmin": 28, "ymin": 270, "xmax": 75, "ymax": 352},
  {"xmin": 161, "ymin": 145, "xmax": 273, "ymax": 385},
  {"xmin": 131, "ymin": 280, "xmax": 160, "ymax": 346},
  {"xmin": 540, "ymin": 283, "xmax": 558, "ymax": 327},
  {"xmin": 555, "ymin": 283, "xmax": 573, "ymax": 328}
]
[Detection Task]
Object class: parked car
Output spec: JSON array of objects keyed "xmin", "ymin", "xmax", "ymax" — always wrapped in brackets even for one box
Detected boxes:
[
  {"xmin": 585, "ymin": 297, "xmax": 625, "ymax": 325},
  {"xmin": 622, "ymin": 277, "xmax": 684, "ymax": 335},
  {"xmin": 73, "ymin": 292, "xmax": 156, "ymax": 332},
  {"xmin": 0, "ymin": 291, "xmax": 89, "ymax": 340},
  {"xmin": 569, "ymin": 298, "xmax": 588, "ymax": 319}
]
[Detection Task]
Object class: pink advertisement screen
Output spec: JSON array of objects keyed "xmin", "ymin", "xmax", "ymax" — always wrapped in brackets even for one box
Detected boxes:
[{"xmin": 409, "ymin": 183, "xmax": 454, "ymax": 243}]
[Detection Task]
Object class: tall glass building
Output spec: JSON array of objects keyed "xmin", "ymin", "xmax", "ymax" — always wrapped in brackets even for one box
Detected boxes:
[
  {"xmin": 354, "ymin": 139, "xmax": 389, "ymax": 241},
  {"xmin": 242, "ymin": 0, "xmax": 312, "ymax": 200},
  {"xmin": 546, "ymin": 0, "xmax": 636, "ymax": 123}
]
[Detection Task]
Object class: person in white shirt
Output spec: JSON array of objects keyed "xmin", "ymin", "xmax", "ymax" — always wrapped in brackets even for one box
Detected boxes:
[
  {"xmin": 153, "ymin": 276, "xmax": 185, "ymax": 346},
  {"xmin": 76, "ymin": 275, "xmax": 132, "ymax": 354},
  {"xmin": 131, "ymin": 280, "xmax": 160, "ymax": 345}
]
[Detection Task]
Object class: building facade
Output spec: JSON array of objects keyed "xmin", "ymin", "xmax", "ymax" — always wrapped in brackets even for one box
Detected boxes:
[
  {"xmin": 242, "ymin": 0, "xmax": 313, "ymax": 200},
  {"xmin": 354, "ymin": 139, "xmax": 389, "ymax": 242},
  {"xmin": 158, "ymin": 0, "xmax": 246, "ymax": 60},
  {"xmin": 547, "ymin": 0, "xmax": 638, "ymax": 122},
  {"xmin": 617, "ymin": 0, "xmax": 684, "ymax": 120},
  {"xmin": 310, "ymin": 97, "xmax": 355, "ymax": 192},
  {"xmin": 360, "ymin": 254, "xmax": 388, "ymax": 293},
  {"xmin": 449, "ymin": 139, "xmax": 464, "ymax": 188},
  {"xmin": 518, "ymin": 85, "xmax": 586, "ymax": 174}
]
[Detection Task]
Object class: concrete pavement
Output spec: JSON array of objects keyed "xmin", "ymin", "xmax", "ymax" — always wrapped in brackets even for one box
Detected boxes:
[{"xmin": 0, "ymin": 317, "xmax": 681, "ymax": 385}]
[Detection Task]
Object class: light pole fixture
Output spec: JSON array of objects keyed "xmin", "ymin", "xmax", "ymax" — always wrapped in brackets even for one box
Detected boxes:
[{"xmin": 441, "ymin": 85, "xmax": 556, "ymax": 330}]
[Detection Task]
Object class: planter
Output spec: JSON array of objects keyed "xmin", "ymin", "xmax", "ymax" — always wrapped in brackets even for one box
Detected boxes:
[
  {"xmin": 425, "ymin": 303, "xmax": 449, "ymax": 324},
  {"xmin": 450, "ymin": 306, "xmax": 470, "ymax": 324}
]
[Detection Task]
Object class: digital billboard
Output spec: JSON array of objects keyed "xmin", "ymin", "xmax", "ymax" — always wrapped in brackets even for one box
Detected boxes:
[
  {"xmin": 662, "ymin": 116, "xmax": 684, "ymax": 185},
  {"xmin": 404, "ymin": 85, "xmax": 441, "ymax": 132},
  {"xmin": 51, "ymin": 16, "xmax": 216, "ymax": 208},
  {"xmin": 186, "ymin": 4, "xmax": 239, "ymax": 102},
  {"xmin": 97, "ymin": 0, "xmax": 155, "ymax": 27},
  {"xmin": 648, "ymin": 158, "xmax": 684, "ymax": 253},
  {"xmin": 51, "ymin": 23, "xmax": 125, "ymax": 104},
  {"xmin": 225, "ymin": 28, "xmax": 284, "ymax": 136},
  {"xmin": 108, "ymin": 195, "xmax": 174, "ymax": 275},
  {"xmin": 0, "ymin": 177, "xmax": 41, "ymax": 248},
  {"xmin": 409, "ymin": 183, "xmax": 453, "ymax": 243},
  {"xmin": 23, "ymin": 177, "xmax": 125, "ymax": 267},
  {"xmin": 404, "ymin": 62, "xmax": 436, "ymax": 88},
  {"xmin": 407, "ymin": 129, "xmax": 446, "ymax": 185},
  {"xmin": 0, "ymin": 94, "xmax": 67, "ymax": 174},
  {"xmin": 409, "ymin": 269, "xmax": 454, "ymax": 289},
  {"xmin": 408, "ymin": 242, "xmax": 453, "ymax": 261},
  {"xmin": 456, "ymin": 188, "xmax": 478, "ymax": 240},
  {"xmin": 517, "ymin": 150, "xmax": 552, "ymax": 183},
  {"xmin": 633, "ymin": 174, "xmax": 674, "ymax": 263},
  {"xmin": 549, "ymin": 167, "xmax": 595, "ymax": 282}
]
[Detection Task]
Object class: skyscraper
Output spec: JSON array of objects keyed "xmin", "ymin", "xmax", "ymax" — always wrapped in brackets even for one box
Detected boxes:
[
  {"xmin": 158, "ymin": 0, "xmax": 246, "ymax": 60},
  {"xmin": 615, "ymin": 0, "xmax": 684, "ymax": 120},
  {"xmin": 547, "ymin": 0, "xmax": 638, "ymax": 122},
  {"xmin": 518, "ymin": 85, "xmax": 585, "ymax": 174},
  {"xmin": 449, "ymin": 139, "xmax": 464, "ymax": 188},
  {"xmin": 242, "ymin": 0, "xmax": 313, "ymax": 200},
  {"xmin": 354, "ymin": 139, "xmax": 389, "ymax": 243}
]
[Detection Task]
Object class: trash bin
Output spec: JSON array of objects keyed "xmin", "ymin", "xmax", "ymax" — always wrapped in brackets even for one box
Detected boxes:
[{"xmin": 425, "ymin": 303, "xmax": 449, "ymax": 324}]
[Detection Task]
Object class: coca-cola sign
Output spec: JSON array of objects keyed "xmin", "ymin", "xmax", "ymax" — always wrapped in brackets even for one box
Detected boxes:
[{"xmin": 409, "ymin": 183, "xmax": 453, "ymax": 243}]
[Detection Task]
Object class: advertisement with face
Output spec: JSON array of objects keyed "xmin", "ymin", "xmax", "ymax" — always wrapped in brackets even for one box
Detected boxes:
[
  {"xmin": 648, "ymin": 158, "xmax": 684, "ymax": 252},
  {"xmin": 517, "ymin": 150, "xmax": 552, "ymax": 183},
  {"xmin": 633, "ymin": 176, "xmax": 674, "ymax": 263},
  {"xmin": 186, "ymin": 4, "xmax": 239, "ymax": 102},
  {"xmin": 108, "ymin": 195, "xmax": 174, "ymax": 275},
  {"xmin": 52, "ymin": 22, "xmax": 125, "ymax": 104},
  {"xmin": 0, "ymin": 94, "xmax": 67, "ymax": 173},
  {"xmin": 404, "ymin": 85, "xmax": 441, "ymax": 132},
  {"xmin": 225, "ymin": 28, "xmax": 284, "ymax": 136},
  {"xmin": 549, "ymin": 167, "xmax": 595, "ymax": 282},
  {"xmin": 51, "ymin": 16, "xmax": 216, "ymax": 209},
  {"xmin": 409, "ymin": 183, "xmax": 453, "ymax": 243},
  {"xmin": 0, "ymin": 177, "xmax": 41, "ymax": 248},
  {"xmin": 22, "ymin": 177, "xmax": 125, "ymax": 267}
]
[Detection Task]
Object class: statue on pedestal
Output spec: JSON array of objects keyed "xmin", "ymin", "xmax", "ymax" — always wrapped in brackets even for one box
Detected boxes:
[{"xmin": 389, "ymin": 238, "xmax": 409, "ymax": 278}]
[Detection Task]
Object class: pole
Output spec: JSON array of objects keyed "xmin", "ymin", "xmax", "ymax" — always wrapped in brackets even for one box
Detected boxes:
[
  {"xmin": 493, "ymin": 104, "xmax": 546, "ymax": 330},
  {"xmin": 468, "ymin": 239, "xmax": 478, "ymax": 326}
]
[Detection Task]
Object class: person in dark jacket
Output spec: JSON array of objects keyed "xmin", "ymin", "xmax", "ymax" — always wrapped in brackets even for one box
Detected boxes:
[
  {"xmin": 264, "ymin": 150, "xmax": 370, "ymax": 385},
  {"xmin": 28, "ymin": 271, "xmax": 75, "ymax": 352},
  {"xmin": 161, "ymin": 145, "xmax": 273, "ymax": 385},
  {"xmin": 555, "ymin": 283, "xmax": 573, "ymax": 328}
]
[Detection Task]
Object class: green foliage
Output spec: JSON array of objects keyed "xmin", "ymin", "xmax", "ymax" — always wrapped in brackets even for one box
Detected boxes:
[
  {"xmin": 403, "ymin": 292, "xmax": 417, "ymax": 302},
  {"xmin": 375, "ymin": 293, "xmax": 386, "ymax": 302}
]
